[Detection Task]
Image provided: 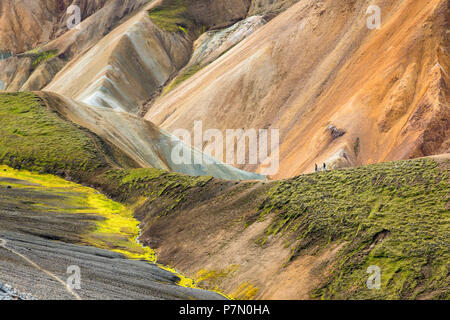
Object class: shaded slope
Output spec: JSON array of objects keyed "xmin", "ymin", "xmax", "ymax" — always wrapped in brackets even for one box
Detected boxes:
[
  {"xmin": 41, "ymin": 0, "xmax": 287, "ymax": 114},
  {"xmin": 0, "ymin": 0, "xmax": 111, "ymax": 54},
  {"xmin": 149, "ymin": 0, "xmax": 252, "ymax": 33},
  {"xmin": 131, "ymin": 156, "xmax": 449, "ymax": 299},
  {"xmin": 145, "ymin": 0, "xmax": 450, "ymax": 179},
  {"xmin": 158, "ymin": 15, "xmax": 267, "ymax": 96}
]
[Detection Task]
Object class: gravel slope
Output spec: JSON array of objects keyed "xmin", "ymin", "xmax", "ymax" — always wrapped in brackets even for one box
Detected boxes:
[{"xmin": 0, "ymin": 176, "xmax": 225, "ymax": 300}]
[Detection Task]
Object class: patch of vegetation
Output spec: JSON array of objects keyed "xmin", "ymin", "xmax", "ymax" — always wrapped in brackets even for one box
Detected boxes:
[
  {"xmin": 195, "ymin": 265, "xmax": 240, "ymax": 293},
  {"xmin": 258, "ymin": 159, "xmax": 449, "ymax": 299},
  {"xmin": 31, "ymin": 50, "xmax": 58, "ymax": 70},
  {"xmin": 354, "ymin": 137, "xmax": 360, "ymax": 157},
  {"xmin": 162, "ymin": 63, "xmax": 205, "ymax": 95},
  {"xmin": 0, "ymin": 92, "xmax": 213, "ymax": 212},
  {"xmin": 231, "ymin": 282, "xmax": 259, "ymax": 300},
  {"xmin": 0, "ymin": 92, "xmax": 110, "ymax": 178},
  {"xmin": 0, "ymin": 165, "xmax": 155, "ymax": 262},
  {"xmin": 148, "ymin": 0, "xmax": 193, "ymax": 34}
]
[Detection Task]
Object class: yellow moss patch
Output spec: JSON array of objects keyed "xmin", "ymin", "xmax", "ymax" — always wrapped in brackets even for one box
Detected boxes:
[
  {"xmin": 1, "ymin": 165, "xmax": 155, "ymax": 261},
  {"xmin": 0, "ymin": 166, "xmax": 200, "ymax": 285},
  {"xmin": 0, "ymin": 165, "xmax": 229, "ymax": 293},
  {"xmin": 195, "ymin": 265, "xmax": 240, "ymax": 289},
  {"xmin": 231, "ymin": 282, "xmax": 259, "ymax": 300}
]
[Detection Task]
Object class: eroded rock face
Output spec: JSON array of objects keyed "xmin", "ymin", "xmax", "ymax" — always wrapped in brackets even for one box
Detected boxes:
[
  {"xmin": 0, "ymin": 56, "xmax": 33, "ymax": 91},
  {"xmin": 0, "ymin": 0, "xmax": 150, "ymax": 91},
  {"xmin": 40, "ymin": 92, "xmax": 264, "ymax": 180},
  {"xmin": 45, "ymin": 10, "xmax": 192, "ymax": 114},
  {"xmin": 185, "ymin": 0, "xmax": 252, "ymax": 29},
  {"xmin": 0, "ymin": 282, "xmax": 35, "ymax": 300},
  {"xmin": 189, "ymin": 15, "xmax": 266, "ymax": 68},
  {"xmin": 145, "ymin": 0, "xmax": 450, "ymax": 178},
  {"xmin": 0, "ymin": 0, "xmax": 109, "ymax": 54}
]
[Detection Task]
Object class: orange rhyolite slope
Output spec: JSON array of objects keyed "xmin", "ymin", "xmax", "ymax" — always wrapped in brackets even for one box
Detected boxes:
[{"xmin": 145, "ymin": 0, "xmax": 449, "ymax": 179}]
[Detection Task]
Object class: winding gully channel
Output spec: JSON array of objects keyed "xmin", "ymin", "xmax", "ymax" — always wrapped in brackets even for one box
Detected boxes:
[{"xmin": 0, "ymin": 165, "xmax": 224, "ymax": 300}]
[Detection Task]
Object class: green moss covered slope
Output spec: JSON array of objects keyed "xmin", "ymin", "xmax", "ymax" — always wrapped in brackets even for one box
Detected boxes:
[
  {"xmin": 259, "ymin": 158, "xmax": 449, "ymax": 299},
  {"xmin": 0, "ymin": 92, "xmax": 133, "ymax": 179}
]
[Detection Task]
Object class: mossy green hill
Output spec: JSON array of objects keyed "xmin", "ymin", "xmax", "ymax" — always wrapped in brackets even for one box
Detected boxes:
[
  {"xmin": 259, "ymin": 158, "xmax": 449, "ymax": 299},
  {"xmin": 0, "ymin": 92, "xmax": 137, "ymax": 180}
]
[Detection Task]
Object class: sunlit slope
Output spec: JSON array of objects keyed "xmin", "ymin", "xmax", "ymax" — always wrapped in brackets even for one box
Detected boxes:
[
  {"xmin": 0, "ymin": 91, "xmax": 263, "ymax": 180},
  {"xmin": 145, "ymin": 0, "xmax": 449, "ymax": 178},
  {"xmin": 0, "ymin": 0, "xmax": 150, "ymax": 92},
  {"xmin": 0, "ymin": 165, "xmax": 154, "ymax": 262},
  {"xmin": 132, "ymin": 156, "xmax": 450, "ymax": 300},
  {"xmin": 0, "ymin": 165, "xmax": 225, "ymax": 299},
  {"xmin": 44, "ymin": 2, "xmax": 191, "ymax": 114},
  {"xmin": 0, "ymin": 92, "xmax": 136, "ymax": 180}
]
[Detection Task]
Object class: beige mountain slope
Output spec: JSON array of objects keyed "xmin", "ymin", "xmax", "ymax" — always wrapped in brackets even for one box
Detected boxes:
[
  {"xmin": 0, "ymin": 0, "xmax": 150, "ymax": 91},
  {"xmin": 0, "ymin": 0, "xmax": 70, "ymax": 54},
  {"xmin": 45, "ymin": 1, "xmax": 191, "ymax": 113},
  {"xmin": 37, "ymin": 91, "xmax": 264, "ymax": 180},
  {"xmin": 145, "ymin": 0, "xmax": 450, "ymax": 179},
  {"xmin": 155, "ymin": 14, "xmax": 267, "ymax": 98},
  {"xmin": 43, "ymin": 0, "xmax": 265, "ymax": 113},
  {"xmin": 1, "ymin": 0, "xmax": 274, "ymax": 179}
]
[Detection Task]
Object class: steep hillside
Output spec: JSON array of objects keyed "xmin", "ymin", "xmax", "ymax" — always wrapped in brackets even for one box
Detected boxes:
[
  {"xmin": 0, "ymin": 92, "xmax": 135, "ymax": 180},
  {"xmin": 0, "ymin": 0, "xmax": 151, "ymax": 91},
  {"xmin": 131, "ymin": 156, "xmax": 449, "ymax": 300},
  {"xmin": 145, "ymin": 0, "xmax": 450, "ymax": 179},
  {"xmin": 0, "ymin": 165, "xmax": 224, "ymax": 300},
  {"xmin": 0, "ymin": 92, "xmax": 262, "ymax": 180},
  {"xmin": 157, "ymin": 15, "xmax": 267, "ymax": 97},
  {"xmin": 248, "ymin": 0, "xmax": 299, "ymax": 15},
  {"xmin": 39, "ymin": 92, "xmax": 263, "ymax": 180},
  {"xmin": 0, "ymin": 0, "xmax": 112, "ymax": 54},
  {"xmin": 45, "ymin": 3, "xmax": 192, "ymax": 113},
  {"xmin": 0, "ymin": 0, "xmax": 448, "ymax": 302},
  {"xmin": 43, "ymin": 0, "xmax": 269, "ymax": 113}
]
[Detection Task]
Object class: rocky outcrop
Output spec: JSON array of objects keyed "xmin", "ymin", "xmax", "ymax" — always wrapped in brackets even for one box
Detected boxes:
[
  {"xmin": 189, "ymin": 15, "xmax": 266, "ymax": 69},
  {"xmin": 0, "ymin": 282, "xmax": 35, "ymax": 300},
  {"xmin": 135, "ymin": 156, "xmax": 450, "ymax": 299},
  {"xmin": 156, "ymin": 15, "xmax": 267, "ymax": 97}
]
